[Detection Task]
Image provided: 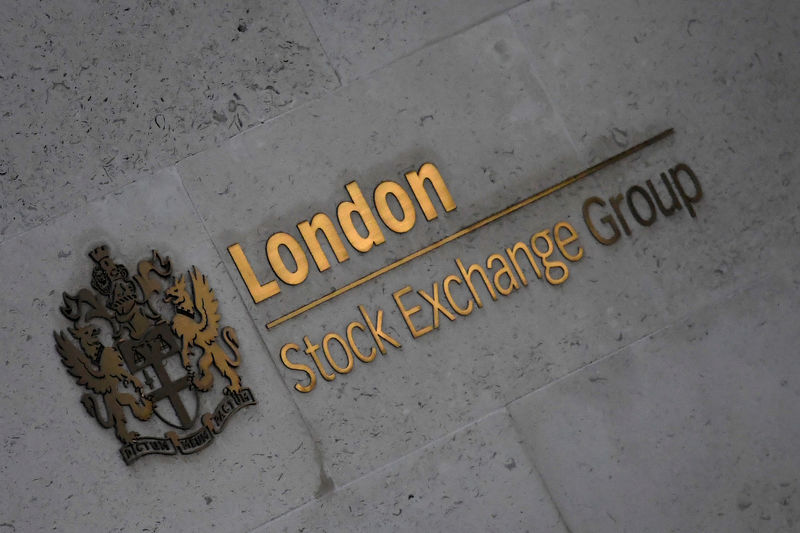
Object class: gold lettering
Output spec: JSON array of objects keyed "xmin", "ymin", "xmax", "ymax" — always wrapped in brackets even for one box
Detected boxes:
[
  {"xmin": 405, "ymin": 163, "xmax": 456, "ymax": 221},
  {"xmin": 227, "ymin": 243, "xmax": 280, "ymax": 303},
  {"xmin": 297, "ymin": 213, "xmax": 350, "ymax": 272},
  {"xmin": 303, "ymin": 335, "xmax": 334, "ymax": 381},
  {"xmin": 346, "ymin": 321, "xmax": 377, "ymax": 363},
  {"xmin": 374, "ymin": 180, "xmax": 417, "ymax": 234},
  {"xmin": 266, "ymin": 232, "xmax": 309, "ymax": 285},
  {"xmin": 553, "ymin": 221, "xmax": 584, "ymax": 262},
  {"xmin": 582, "ymin": 196, "xmax": 621, "ymax": 245},
  {"xmin": 322, "ymin": 333, "xmax": 354, "ymax": 374},
  {"xmin": 393, "ymin": 286, "xmax": 433, "ymax": 338},
  {"xmin": 531, "ymin": 230, "xmax": 568, "ymax": 285},
  {"xmin": 358, "ymin": 305, "xmax": 401, "ymax": 354},
  {"xmin": 455, "ymin": 258, "xmax": 497, "ymax": 308},
  {"xmin": 418, "ymin": 283, "xmax": 455, "ymax": 328},
  {"xmin": 280, "ymin": 343, "xmax": 316, "ymax": 393},
  {"xmin": 609, "ymin": 193, "xmax": 632, "ymax": 235},
  {"xmin": 444, "ymin": 274, "xmax": 473, "ymax": 316},
  {"xmin": 505, "ymin": 241, "xmax": 541, "ymax": 286},
  {"xmin": 486, "ymin": 253, "xmax": 519, "ymax": 296},
  {"xmin": 337, "ymin": 181, "xmax": 386, "ymax": 252}
]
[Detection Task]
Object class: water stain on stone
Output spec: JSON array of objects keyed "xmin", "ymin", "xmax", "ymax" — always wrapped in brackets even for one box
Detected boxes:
[
  {"xmin": 315, "ymin": 469, "xmax": 334, "ymax": 498},
  {"xmin": 311, "ymin": 437, "xmax": 334, "ymax": 498},
  {"xmin": 493, "ymin": 39, "xmax": 511, "ymax": 63},
  {"xmin": 737, "ymin": 488, "xmax": 752, "ymax": 511},
  {"xmin": 611, "ymin": 127, "xmax": 628, "ymax": 147}
]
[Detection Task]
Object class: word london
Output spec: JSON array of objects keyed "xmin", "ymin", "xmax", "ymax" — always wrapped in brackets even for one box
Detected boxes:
[
  {"xmin": 246, "ymin": 159, "xmax": 704, "ymax": 393},
  {"xmin": 228, "ymin": 163, "xmax": 455, "ymax": 303}
]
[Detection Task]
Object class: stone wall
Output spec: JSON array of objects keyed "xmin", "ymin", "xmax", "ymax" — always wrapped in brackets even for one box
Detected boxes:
[{"xmin": 1, "ymin": 1, "xmax": 798, "ymax": 531}]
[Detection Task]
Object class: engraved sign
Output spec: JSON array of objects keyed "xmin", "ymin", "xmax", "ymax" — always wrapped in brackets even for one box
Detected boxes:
[
  {"xmin": 264, "ymin": 129, "xmax": 706, "ymax": 393},
  {"xmin": 54, "ymin": 245, "xmax": 256, "ymax": 464}
]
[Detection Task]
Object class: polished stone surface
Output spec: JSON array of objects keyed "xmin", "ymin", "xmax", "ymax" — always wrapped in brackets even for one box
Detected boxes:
[
  {"xmin": 178, "ymin": 14, "xmax": 584, "ymax": 485},
  {"xmin": 508, "ymin": 269, "xmax": 800, "ymax": 533},
  {"xmin": 299, "ymin": 0, "xmax": 525, "ymax": 83},
  {"xmin": 1, "ymin": 1, "xmax": 798, "ymax": 531},
  {"xmin": 260, "ymin": 411, "xmax": 568, "ymax": 533},
  {"xmin": 0, "ymin": 170, "xmax": 324, "ymax": 532},
  {"xmin": 509, "ymin": 0, "xmax": 800, "ymax": 306},
  {"xmin": 508, "ymin": 0, "xmax": 800, "ymax": 268},
  {"xmin": 0, "ymin": 0, "xmax": 337, "ymax": 240}
]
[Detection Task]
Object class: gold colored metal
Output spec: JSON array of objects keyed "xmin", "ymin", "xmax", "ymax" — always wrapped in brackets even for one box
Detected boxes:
[
  {"xmin": 554, "ymin": 221, "xmax": 584, "ymax": 262},
  {"xmin": 298, "ymin": 213, "xmax": 351, "ymax": 272},
  {"xmin": 404, "ymin": 162, "xmax": 457, "ymax": 221},
  {"xmin": 228, "ymin": 162, "xmax": 457, "ymax": 305},
  {"xmin": 338, "ymin": 181, "xmax": 387, "ymax": 252},
  {"xmin": 281, "ymin": 343, "xmax": 317, "ymax": 393},
  {"xmin": 393, "ymin": 285, "xmax": 432, "ymax": 338},
  {"xmin": 279, "ymin": 305, "xmax": 401, "ymax": 393},
  {"xmin": 55, "ymin": 245, "xmax": 256, "ymax": 465},
  {"xmin": 266, "ymin": 232, "xmax": 310, "ymax": 285},
  {"xmin": 267, "ymin": 128, "xmax": 674, "ymax": 328},
  {"xmin": 164, "ymin": 267, "xmax": 243, "ymax": 392},
  {"xmin": 347, "ymin": 321, "xmax": 377, "ymax": 363},
  {"xmin": 374, "ymin": 180, "xmax": 417, "ymax": 233},
  {"xmin": 322, "ymin": 332, "xmax": 355, "ymax": 374},
  {"xmin": 530, "ymin": 229, "xmax": 568, "ymax": 285},
  {"xmin": 227, "ymin": 242, "xmax": 281, "ymax": 302}
]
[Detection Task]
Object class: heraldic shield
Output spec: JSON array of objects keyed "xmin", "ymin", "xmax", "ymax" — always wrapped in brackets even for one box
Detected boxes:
[{"xmin": 54, "ymin": 245, "xmax": 256, "ymax": 465}]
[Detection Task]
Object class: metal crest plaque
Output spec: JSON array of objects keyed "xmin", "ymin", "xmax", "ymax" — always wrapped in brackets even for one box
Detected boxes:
[{"xmin": 54, "ymin": 245, "xmax": 256, "ymax": 465}]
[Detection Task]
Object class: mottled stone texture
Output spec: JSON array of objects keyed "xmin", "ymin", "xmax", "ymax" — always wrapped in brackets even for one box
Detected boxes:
[
  {"xmin": 259, "ymin": 412, "xmax": 568, "ymax": 533},
  {"xmin": 1, "ymin": 1, "xmax": 799, "ymax": 532},
  {"xmin": 508, "ymin": 270, "xmax": 800, "ymax": 533},
  {"xmin": 0, "ymin": 170, "xmax": 325, "ymax": 532},
  {"xmin": 0, "ymin": 0, "xmax": 337, "ymax": 239},
  {"xmin": 298, "ymin": 0, "xmax": 525, "ymax": 82},
  {"xmin": 177, "ymin": 14, "xmax": 584, "ymax": 487}
]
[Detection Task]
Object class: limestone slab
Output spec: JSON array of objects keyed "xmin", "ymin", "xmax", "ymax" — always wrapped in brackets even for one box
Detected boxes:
[
  {"xmin": 508, "ymin": 0, "xmax": 800, "ymax": 303},
  {"xmin": 298, "ymin": 0, "xmax": 525, "ymax": 83},
  {"xmin": 0, "ymin": 169, "xmax": 323, "ymax": 532},
  {"xmin": 0, "ymin": 0, "xmax": 337, "ymax": 240},
  {"xmin": 508, "ymin": 269, "xmax": 800, "ymax": 533},
  {"xmin": 509, "ymin": 0, "xmax": 800, "ymax": 160},
  {"xmin": 177, "ymin": 14, "xmax": 593, "ymax": 485},
  {"xmin": 178, "ymin": 2, "xmax": 799, "ymax": 492},
  {"xmin": 258, "ymin": 410, "xmax": 568, "ymax": 533}
]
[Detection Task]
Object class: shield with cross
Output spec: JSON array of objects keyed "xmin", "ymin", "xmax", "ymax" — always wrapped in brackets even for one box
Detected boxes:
[
  {"xmin": 117, "ymin": 322, "xmax": 198, "ymax": 429},
  {"xmin": 54, "ymin": 244, "xmax": 256, "ymax": 465}
]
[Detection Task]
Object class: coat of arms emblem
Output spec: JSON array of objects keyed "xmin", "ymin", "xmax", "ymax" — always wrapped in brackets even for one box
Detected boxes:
[{"xmin": 54, "ymin": 245, "xmax": 256, "ymax": 464}]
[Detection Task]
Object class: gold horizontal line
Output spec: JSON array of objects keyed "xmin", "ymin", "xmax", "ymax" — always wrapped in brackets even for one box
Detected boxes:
[{"xmin": 267, "ymin": 127, "xmax": 674, "ymax": 329}]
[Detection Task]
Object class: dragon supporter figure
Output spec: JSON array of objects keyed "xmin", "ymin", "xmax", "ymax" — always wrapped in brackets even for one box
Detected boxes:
[
  {"xmin": 54, "ymin": 245, "xmax": 257, "ymax": 464},
  {"xmin": 164, "ymin": 267, "xmax": 242, "ymax": 394},
  {"xmin": 55, "ymin": 325, "xmax": 154, "ymax": 443}
]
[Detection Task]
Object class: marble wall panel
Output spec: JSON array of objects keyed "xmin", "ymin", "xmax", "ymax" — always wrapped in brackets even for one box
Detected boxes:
[
  {"xmin": 258, "ymin": 411, "xmax": 568, "ymax": 533},
  {"xmin": 298, "ymin": 0, "xmax": 525, "ymax": 83},
  {"xmin": 508, "ymin": 267, "xmax": 800, "ymax": 533},
  {"xmin": 0, "ymin": 169, "xmax": 323, "ymax": 532},
  {"xmin": 508, "ymin": 0, "xmax": 800, "ymax": 311},
  {"xmin": 177, "ymin": 14, "xmax": 597, "ymax": 485},
  {"xmin": 3, "ymin": 2, "xmax": 796, "ymax": 530},
  {"xmin": 174, "ymin": 8, "xmax": 795, "ymax": 489},
  {"xmin": 0, "ymin": 0, "xmax": 338, "ymax": 240}
]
